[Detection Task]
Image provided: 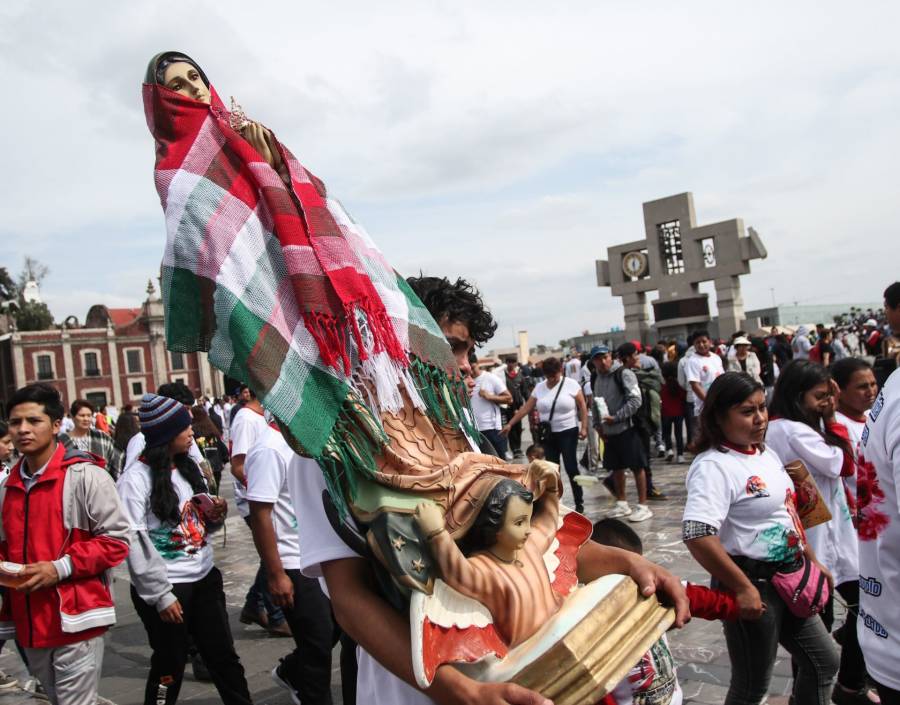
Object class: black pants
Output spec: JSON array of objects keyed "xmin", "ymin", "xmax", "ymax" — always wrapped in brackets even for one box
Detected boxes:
[
  {"xmin": 481, "ymin": 429, "xmax": 508, "ymax": 457},
  {"xmin": 340, "ymin": 632, "xmax": 358, "ymax": 705},
  {"xmin": 875, "ymin": 680, "xmax": 900, "ymax": 705},
  {"xmin": 821, "ymin": 581, "xmax": 866, "ymax": 691},
  {"xmin": 684, "ymin": 403, "xmax": 697, "ymax": 443},
  {"xmin": 132, "ymin": 567, "xmax": 252, "ymax": 705},
  {"xmin": 662, "ymin": 415, "xmax": 684, "ymax": 455},
  {"xmin": 279, "ymin": 569, "xmax": 336, "ymax": 704},
  {"xmin": 544, "ymin": 426, "xmax": 583, "ymax": 509},
  {"xmin": 501, "ymin": 407, "xmax": 523, "ymax": 454}
]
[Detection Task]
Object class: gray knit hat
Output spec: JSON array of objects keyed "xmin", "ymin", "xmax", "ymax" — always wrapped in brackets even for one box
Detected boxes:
[{"xmin": 139, "ymin": 393, "xmax": 192, "ymax": 448}]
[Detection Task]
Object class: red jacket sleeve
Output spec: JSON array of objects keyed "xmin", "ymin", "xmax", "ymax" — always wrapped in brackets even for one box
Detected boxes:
[{"xmin": 686, "ymin": 582, "xmax": 740, "ymax": 621}]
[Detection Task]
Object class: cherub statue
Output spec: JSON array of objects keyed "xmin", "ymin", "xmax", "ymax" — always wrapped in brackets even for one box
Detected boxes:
[{"xmin": 414, "ymin": 461, "xmax": 563, "ymax": 647}]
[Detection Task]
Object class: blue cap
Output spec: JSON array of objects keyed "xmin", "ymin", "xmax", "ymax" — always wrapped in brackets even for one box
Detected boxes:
[{"xmin": 589, "ymin": 345, "xmax": 610, "ymax": 358}]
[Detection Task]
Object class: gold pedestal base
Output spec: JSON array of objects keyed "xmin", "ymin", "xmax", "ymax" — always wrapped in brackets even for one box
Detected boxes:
[{"xmin": 509, "ymin": 577, "xmax": 675, "ymax": 705}]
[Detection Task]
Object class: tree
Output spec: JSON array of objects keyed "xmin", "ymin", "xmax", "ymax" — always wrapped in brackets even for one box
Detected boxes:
[
  {"xmin": 0, "ymin": 267, "xmax": 16, "ymax": 302},
  {"xmin": 17, "ymin": 256, "xmax": 50, "ymax": 292},
  {"xmin": 15, "ymin": 300, "xmax": 54, "ymax": 331}
]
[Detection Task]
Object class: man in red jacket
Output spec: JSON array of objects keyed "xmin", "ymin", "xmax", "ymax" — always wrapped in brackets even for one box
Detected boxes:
[{"xmin": 0, "ymin": 383, "xmax": 130, "ymax": 705}]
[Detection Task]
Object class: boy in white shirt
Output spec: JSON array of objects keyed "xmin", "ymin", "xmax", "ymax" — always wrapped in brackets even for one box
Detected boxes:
[
  {"xmin": 246, "ymin": 426, "xmax": 335, "ymax": 704},
  {"xmin": 684, "ymin": 331, "xmax": 724, "ymax": 416}
]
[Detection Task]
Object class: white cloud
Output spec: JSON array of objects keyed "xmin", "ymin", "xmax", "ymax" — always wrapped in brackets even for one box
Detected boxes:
[{"xmin": 1, "ymin": 0, "xmax": 898, "ymax": 344}]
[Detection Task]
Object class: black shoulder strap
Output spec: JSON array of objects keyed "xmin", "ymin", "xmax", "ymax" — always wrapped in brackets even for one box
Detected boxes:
[{"xmin": 548, "ymin": 378, "xmax": 566, "ymax": 422}]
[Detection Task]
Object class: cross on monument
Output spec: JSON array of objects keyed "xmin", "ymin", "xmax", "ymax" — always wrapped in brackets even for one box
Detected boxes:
[{"xmin": 596, "ymin": 192, "xmax": 767, "ymax": 343}]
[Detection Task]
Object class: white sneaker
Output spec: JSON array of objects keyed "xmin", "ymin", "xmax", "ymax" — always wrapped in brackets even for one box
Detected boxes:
[
  {"xmin": 607, "ymin": 501, "xmax": 632, "ymax": 518},
  {"xmin": 628, "ymin": 504, "xmax": 653, "ymax": 523},
  {"xmin": 676, "ymin": 454, "xmax": 686, "ymax": 463},
  {"xmin": 665, "ymin": 448, "xmax": 674, "ymax": 461}
]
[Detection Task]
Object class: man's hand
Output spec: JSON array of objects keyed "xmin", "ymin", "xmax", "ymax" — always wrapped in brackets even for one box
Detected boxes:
[
  {"xmin": 17, "ymin": 562, "xmax": 60, "ymax": 593},
  {"xmin": 431, "ymin": 668, "xmax": 552, "ymax": 705},
  {"xmin": 159, "ymin": 599, "xmax": 184, "ymax": 624},
  {"xmin": 268, "ymin": 570, "xmax": 294, "ymax": 609},
  {"xmin": 735, "ymin": 584, "xmax": 765, "ymax": 621},
  {"xmin": 602, "ymin": 415, "xmax": 615, "ymax": 425},
  {"xmin": 578, "ymin": 425, "xmax": 588, "ymax": 440},
  {"xmin": 208, "ymin": 497, "xmax": 228, "ymax": 522},
  {"xmin": 627, "ymin": 555, "xmax": 691, "ymax": 628}
]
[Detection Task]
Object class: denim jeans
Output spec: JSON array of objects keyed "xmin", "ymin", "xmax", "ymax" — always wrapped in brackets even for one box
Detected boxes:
[
  {"xmin": 481, "ymin": 428, "xmax": 509, "ymax": 457},
  {"xmin": 722, "ymin": 579, "xmax": 838, "ymax": 705},
  {"xmin": 544, "ymin": 426, "xmax": 583, "ymax": 509},
  {"xmin": 662, "ymin": 415, "xmax": 684, "ymax": 455}
]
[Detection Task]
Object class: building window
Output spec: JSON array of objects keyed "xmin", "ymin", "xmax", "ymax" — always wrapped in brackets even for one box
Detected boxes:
[
  {"xmin": 657, "ymin": 220, "xmax": 685, "ymax": 275},
  {"xmin": 86, "ymin": 391, "xmax": 108, "ymax": 410},
  {"xmin": 125, "ymin": 349, "xmax": 143, "ymax": 374},
  {"xmin": 171, "ymin": 351, "xmax": 185, "ymax": 370},
  {"xmin": 84, "ymin": 351, "xmax": 100, "ymax": 376},
  {"xmin": 131, "ymin": 381, "xmax": 143, "ymax": 397},
  {"xmin": 37, "ymin": 354, "xmax": 54, "ymax": 380}
]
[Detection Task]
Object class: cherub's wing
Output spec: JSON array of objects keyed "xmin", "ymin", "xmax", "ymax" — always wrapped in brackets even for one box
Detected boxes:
[
  {"xmin": 546, "ymin": 506, "xmax": 594, "ymax": 598},
  {"xmin": 410, "ymin": 579, "xmax": 507, "ymax": 688}
]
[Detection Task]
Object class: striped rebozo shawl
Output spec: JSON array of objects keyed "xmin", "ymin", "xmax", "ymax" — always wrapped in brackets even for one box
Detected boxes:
[{"xmin": 142, "ymin": 55, "xmax": 475, "ymax": 512}]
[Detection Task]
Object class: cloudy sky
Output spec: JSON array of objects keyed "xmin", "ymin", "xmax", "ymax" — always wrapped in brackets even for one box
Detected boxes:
[{"xmin": 2, "ymin": 1, "xmax": 897, "ymax": 347}]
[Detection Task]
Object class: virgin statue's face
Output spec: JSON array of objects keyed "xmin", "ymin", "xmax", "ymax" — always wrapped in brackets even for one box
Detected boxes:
[
  {"xmin": 494, "ymin": 496, "xmax": 533, "ymax": 554},
  {"xmin": 162, "ymin": 61, "xmax": 210, "ymax": 104}
]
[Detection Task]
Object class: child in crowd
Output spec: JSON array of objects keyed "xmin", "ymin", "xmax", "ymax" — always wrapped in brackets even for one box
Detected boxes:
[
  {"xmin": 525, "ymin": 444, "xmax": 545, "ymax": 462},
  {"xmin": 660, "ymin": 363, "xmax": 687, "ymax": 463}
]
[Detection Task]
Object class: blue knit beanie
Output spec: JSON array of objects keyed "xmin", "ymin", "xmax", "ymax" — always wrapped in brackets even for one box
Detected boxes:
[{"xmin": 139, "ymin": 393, "xmax": 192, "ymax": 448}]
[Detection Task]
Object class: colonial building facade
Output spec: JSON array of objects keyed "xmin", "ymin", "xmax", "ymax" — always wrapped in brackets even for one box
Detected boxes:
[{"xmin": 0, "ymin": 283, "xmax": 224, "ymax": 414}]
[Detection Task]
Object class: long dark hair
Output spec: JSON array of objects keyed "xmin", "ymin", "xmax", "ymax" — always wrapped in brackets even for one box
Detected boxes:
[
  {"xmin": 143, "ymin": 443, "xmax": 208, "ymax": 523},
  {"xmin": 113, "ymin": 412, "xmax": 140, "ymax": 452},
  {"xmin": 769, "ymin": 360, "xmax": 850, "ymax": 452},
  {"xmin": 458, "ymin": 479, "xmax": 534, "ymax": 556},
  {"xmin": 692, "ymin": 372, "xmax": 765, "ymax": 454}
]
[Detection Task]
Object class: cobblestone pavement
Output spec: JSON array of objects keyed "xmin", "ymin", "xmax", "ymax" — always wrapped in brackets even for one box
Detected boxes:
[{"xmin": 0, "ymin": 441, "xmax": 814, "ymax": 704}]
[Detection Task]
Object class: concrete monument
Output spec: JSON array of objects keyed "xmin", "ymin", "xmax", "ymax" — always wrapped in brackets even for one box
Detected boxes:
[{"xmin": 596, "ymin": 192, "xmax": 767, "ymax": 342}]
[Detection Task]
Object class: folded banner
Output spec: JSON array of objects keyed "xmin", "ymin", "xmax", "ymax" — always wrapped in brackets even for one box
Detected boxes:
[{"xmin": 143, "ymin": 52, "xmax": 475, "ymax": 511}]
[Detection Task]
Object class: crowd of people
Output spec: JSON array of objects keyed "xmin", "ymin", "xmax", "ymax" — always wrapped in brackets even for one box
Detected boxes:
[{"xmin": 0, "ymin": 265, "xmax": 898, "ymax": 705}]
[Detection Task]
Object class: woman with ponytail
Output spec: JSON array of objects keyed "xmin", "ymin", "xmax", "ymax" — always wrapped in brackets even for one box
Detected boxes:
[
  {"xmin": 118, "ymin": 394, "xmax": 252, "ymax": 705},
  {"xmin": 767, "ymin": 361, "xmax": 871, "ymax": 704}
]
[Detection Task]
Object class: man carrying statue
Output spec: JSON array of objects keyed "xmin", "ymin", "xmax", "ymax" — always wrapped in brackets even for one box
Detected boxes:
[{"xmin": 143, "ymin": 50, "xmax": 690, "ymax": 705}]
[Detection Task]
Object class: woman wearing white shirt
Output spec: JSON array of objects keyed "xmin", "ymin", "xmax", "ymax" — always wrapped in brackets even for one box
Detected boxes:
[
  {"xmin": 502, "ymin": 356, "xmax": 588, "ymax": 511},
  {"xmin": 766, "ymin": 361, "xmax": 872, "ymax": 705},
  {"xmin": 119, "ymin": 394, "xmax": 252, "ymax": 705},
  {"xmin": 683, "ymin": 372, "xmax": 837, "ymax": 705}
]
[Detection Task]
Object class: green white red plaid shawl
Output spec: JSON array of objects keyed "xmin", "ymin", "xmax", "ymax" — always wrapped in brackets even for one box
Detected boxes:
[{"xmin": 143, "ymin": 67, "xmax": 474, "ymax": 508}]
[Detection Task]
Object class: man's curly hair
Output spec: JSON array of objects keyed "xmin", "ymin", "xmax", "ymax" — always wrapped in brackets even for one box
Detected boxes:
[{"xmin": 406, "ymin": 275, "xmax": 498, "ymax": 345}]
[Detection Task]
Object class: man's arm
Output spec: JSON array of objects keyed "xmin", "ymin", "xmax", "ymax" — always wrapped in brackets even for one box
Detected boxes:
[
  {"xmin": 322, "ymin": 558, "xmax": 550, "ymax": 705},
  {"xmin": 611, "ymin": 370, "xmax": 641, "ymax": 423},
  {"xmin": 575, "ymin": 540, "xmax": 690, "ymax": 628},
  {"xmin": 248, "ymin": 500, "xmax": 293, "ymax": 607},
  {"xmin": 230, "ymin": 453, "xmax": 246, "ymax": 485},
  {"xmin": 689, "ymin": 381, "xmax": 705, "ymax": 401}
]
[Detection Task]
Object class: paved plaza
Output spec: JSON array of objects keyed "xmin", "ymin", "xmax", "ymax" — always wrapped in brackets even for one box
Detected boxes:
[{"xmin": 0, "ymin": 444, "xmax": 808, "ymax": 704}]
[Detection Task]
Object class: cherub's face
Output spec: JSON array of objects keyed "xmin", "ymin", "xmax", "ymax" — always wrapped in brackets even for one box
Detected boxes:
[{"xmin": 494, "ymin": 496, "xmax": 533, "ymax": 554}]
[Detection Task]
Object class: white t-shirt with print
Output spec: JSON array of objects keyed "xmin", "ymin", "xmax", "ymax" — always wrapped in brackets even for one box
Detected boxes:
[
  {"xmin": 684, "ymin": 353, "xmax": 724, "ymax": 415},
  {"xmin": 288, "ymin": 460, "xmax": 435, "ymax": 705},
  {"xmin": 245, "ymin": 427, "xmax": 301, "ymax": 570},
  {"xmin": 766, "ymin": 418, "xmax": 857, "ymax": 586},
  {"xmin": 835, "ymin": 410, "xmax": 867, "ymax": 502},
  {"xmin": 230, "ymin": 406, "xmax": 272, "ymax": 518},
  {"xmin": 531, "ymin": 377, "xmax": 581, "ymax": 433},
  {"xmin": 118, "ymin": 460, "xmax": 214, "ymax": 584},
  {"xmin": 470, "ymin": 373, "xmax": 507, "ymax": 431},
  {"xmin": 564, "ymin": 357, "xmax": 581, "ymax": 380},
  {"xmin": 683, "ymin": 446, "xmax": 804, "ymax": 563},
  {"xmin": 857, "ymin": 368, "xmax": 900, "ymax": 691}
]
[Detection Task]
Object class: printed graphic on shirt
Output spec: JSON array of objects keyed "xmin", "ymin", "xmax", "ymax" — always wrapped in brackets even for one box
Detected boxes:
[
  {"xmin": 857, "ymin": 453, "xmax": 890, "ymax": 541},
  {"xmin": 149, "ymin": 501, "xmax": 207, "ymax": 560},
  {"xmin": 629, "ymin": 637, "xmax": 678, "ymax": 705},
  {"xmin": 755, "ymin": 489, "xmax": 804, "ymax": 563},
  {"xmin": 745, "ymin": 476, "xmax": 770, "ymax": 498},
  {"xmin": 859, "ymin": 606, "xmax": 889, "ymax": 639}
]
